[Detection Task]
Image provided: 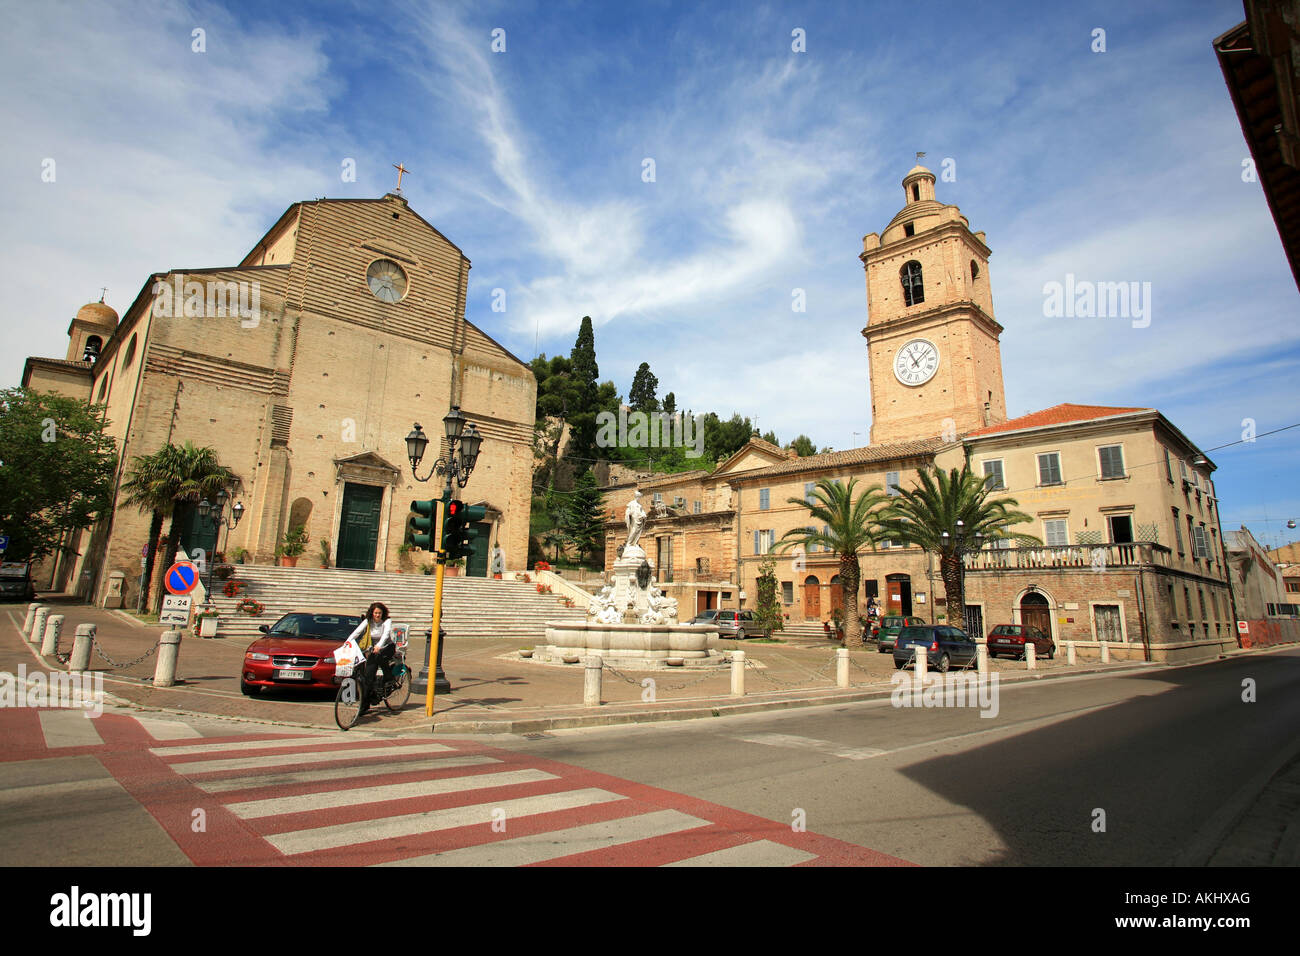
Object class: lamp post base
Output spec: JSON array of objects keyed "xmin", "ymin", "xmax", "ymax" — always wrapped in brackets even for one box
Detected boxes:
[{"xmin": 410, "ymin": 627, "xmax": 451, "ymax": 695}]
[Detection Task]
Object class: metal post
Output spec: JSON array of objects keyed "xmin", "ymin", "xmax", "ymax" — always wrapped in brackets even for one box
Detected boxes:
[
  {"xmin": 730, "ymin": 649, "xmax": 745, "ymax": 696},
  {"xmin": 836, "ymin": 648, "xmax": 849, "ymax": 688},
  {"xmin": 29, "ymin": 607, "xmax": 50, "ymax": 646},
  {"xmin": 70, "ymin": 624, "xmax": 95, "ymax": 672},
  {"xmin": 583, "ymin": 655, "xmax": 603, "ymax": 706},
  {"xmin": 153, "ymin": 630, "xmax": 182, "ymax": 687},
  {"xmin": 40, "ymin": 614, "xmax": 64, "ymax": 656},
  {"xmin": 1026, "ymin": 641, "xmax": 1037, "ymax": 670}
]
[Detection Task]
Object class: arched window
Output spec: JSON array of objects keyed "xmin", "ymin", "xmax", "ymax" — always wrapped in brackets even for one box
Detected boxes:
[
  {"xmin": 82, "ymin": 335, "xmax": 103, "ymax": 362},
  {"xmin": 121, "ymin": 333, "xmax": 138, "ymax": 370},
  {"xmin": 971, "ymin": 259, "xmax": 980, "ymax": 281},
  {"xmin": 900, "ymin": 260, "xmax": 924, "ymax": 306},
  {"xmin": 96, "ymin": 377, "xmax": 108, "ymax": 402},
  {"xmin": 912, "ymin": 183, "xmax": 920, "ymax": 201}
]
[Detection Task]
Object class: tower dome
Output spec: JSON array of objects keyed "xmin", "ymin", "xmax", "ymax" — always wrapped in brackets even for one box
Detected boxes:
[{"xmin": 76, "ymin": 298, "xmax": 119, "ymax": 331}]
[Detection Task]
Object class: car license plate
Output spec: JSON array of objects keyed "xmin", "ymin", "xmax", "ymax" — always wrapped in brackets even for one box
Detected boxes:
[
  {"xmin": 277, "ymin": 669, "xmax": 307, "ymax": 680},
  {"xmin": 996, "ymin": 638, "xmax": 1013, "ymax": 644}
]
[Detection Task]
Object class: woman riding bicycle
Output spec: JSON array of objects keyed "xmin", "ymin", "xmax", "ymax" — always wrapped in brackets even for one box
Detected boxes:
[{"xmin": 348, "ymin": 602, "xmax": 395, "ymax": 705}]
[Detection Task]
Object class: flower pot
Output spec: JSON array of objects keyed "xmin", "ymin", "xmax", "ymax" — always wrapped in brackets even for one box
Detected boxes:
[
  {"xmin": 493, "ymin": 573, "xmax": 502, "ymax": 580},
  {"xmin": 279, "ymin": 555, "xmax": 298, "ymax": 567},
  {"xmin": 445, "ymin": 566, "xmax": 461, "ymax": 576}
]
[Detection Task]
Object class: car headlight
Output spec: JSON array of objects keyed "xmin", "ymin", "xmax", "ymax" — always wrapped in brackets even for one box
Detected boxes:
[{"xmin": 246, "ymin": 652, "xmax": 270, "ymax": 661}]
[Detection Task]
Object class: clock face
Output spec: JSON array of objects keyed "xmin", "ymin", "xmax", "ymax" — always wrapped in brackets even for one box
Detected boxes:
[
  {"xmin": 893, "ymin": 338, "xmax": 940, "ymax": 386},
  {"xmin": 366, "ymin": 259, "xmax": 408, "ymax": 303}
]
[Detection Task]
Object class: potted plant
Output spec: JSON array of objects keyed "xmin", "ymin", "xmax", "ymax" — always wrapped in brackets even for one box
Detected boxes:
[
  {"xmin": 445, "ymin": 557, "xmax": 465, "ymax": 577},
  {"xmin": 231, "ymin": 546, "xmax": 249, "ymax": 565},
  {"xmin": 195, "ymin": 605, "xmax": 220, "ymax": 638},
  {"xmin": 319, "ymin": 539, "xmax": 331, "ymax": 569},
  {"xmin": 278, "ymin": 524, "xmax": 308, "ymax": 567}
]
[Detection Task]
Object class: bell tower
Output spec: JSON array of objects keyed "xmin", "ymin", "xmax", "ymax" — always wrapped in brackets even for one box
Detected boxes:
[{"xmin": 860, "ymin": 164, "xmax": 1006, "ymax": 444}]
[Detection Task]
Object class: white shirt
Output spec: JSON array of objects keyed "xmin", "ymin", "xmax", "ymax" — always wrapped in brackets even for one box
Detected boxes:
[{"xmin": 349, "ymin": 618, "xmax": 393, "ymax": 652}]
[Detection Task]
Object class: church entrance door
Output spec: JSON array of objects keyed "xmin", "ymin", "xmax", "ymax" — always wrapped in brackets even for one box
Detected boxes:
[{"xmin": 338, "ymin": 483, "xmax": 383, "ymax": 570}]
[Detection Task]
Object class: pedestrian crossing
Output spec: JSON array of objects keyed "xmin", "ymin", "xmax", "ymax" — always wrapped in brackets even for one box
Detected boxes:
[{"xmin": 1, "ymin": 706, "xmax": 911, "ymax": 866}]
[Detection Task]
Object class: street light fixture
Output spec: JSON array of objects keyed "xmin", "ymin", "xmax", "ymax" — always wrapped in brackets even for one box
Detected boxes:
[{"xmin": 196, "ymin": 490, "xmax": 243, "ymax": 604}]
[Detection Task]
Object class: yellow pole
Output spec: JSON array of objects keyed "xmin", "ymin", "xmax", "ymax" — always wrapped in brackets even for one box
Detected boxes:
[{"xmin": 425, "ymin": 557, "xmax": 445, "ymax": 718}]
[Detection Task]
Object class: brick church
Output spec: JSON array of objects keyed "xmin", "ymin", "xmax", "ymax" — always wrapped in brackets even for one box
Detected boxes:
[
  {"xmin": 23, "ymin": 190, "xmax": 536, "ymax": 608},
  {"xmin": 604, "ymin": 163, "xmax": 1238, "ymax": 664}
]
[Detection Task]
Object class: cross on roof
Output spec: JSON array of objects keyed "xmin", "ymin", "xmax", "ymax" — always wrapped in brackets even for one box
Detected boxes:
[
  {"xmin": 99, "ymin": 287, "xmax": 107, "ymax": 302},
  {"xmin": 392, "ymin": 163, "xmax": 410, "ymax": 191}
]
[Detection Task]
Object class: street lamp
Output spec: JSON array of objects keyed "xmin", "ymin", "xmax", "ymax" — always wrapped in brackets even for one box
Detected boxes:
[
  {"xmin": 403, "ymin": 406, "xmax": 485, "ymax": 705},
  {"xmin": 196, "ymin": 491, "xmax": 243, "ymax": 604}
]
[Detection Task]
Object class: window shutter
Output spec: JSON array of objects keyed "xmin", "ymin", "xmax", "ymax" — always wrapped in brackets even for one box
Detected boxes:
[
  {"xmin": 887, "ymin": 471, "xmax": 900, "ymax": 495},
  {"xmin": 754, "ymin": 530, "xmax": 760, "ymax": 555}
]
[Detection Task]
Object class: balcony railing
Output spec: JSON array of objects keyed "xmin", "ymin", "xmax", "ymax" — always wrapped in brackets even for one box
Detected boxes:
[{"xmin": 963, "ymin": 541, "xmax": 1172, "ymax": 572}]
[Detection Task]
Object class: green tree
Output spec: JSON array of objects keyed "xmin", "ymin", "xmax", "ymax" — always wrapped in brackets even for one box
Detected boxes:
[
  {"xmin": 561, "ymin": 471, "xmax": 607, "ymax": 565},
  {"xmin": 663, "ymin": 392, "xmax": 676, "ymax": 416},
  {"xmin": 629, "ymin": 362, "xmax": 659, "ymax": 413},
  {"xmin": 775, "ymin": 477, "xmax": 889, "ymax": 647},
  {"xmin": 875, "ymin": 464, "xmax": 1039, "ymax": 630},
  {"xmin": 789, "ymin": 434, "xmax": 819, "ymax": 457},
  {"xmin": 753, "ymin": 555, "xmax": 784, "ymax": 635},
  {"xmin": 570, "ymin": 315, "xmax": 599, "ymax": 403},
  {"xmin": 0, "ymin": 388, "xmax": 117, "ymax": 563},
  {"xmin": 761, "ymin": 430, "xmax": 779, "ymax": 446}
]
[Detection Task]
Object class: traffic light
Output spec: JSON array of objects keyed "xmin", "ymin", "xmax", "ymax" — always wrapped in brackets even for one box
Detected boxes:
[
  {"xmin": 407, "ymin": 500, "xmax": 437, "ymax": 550},
  {"xmin": 443, "ymin": 500, "xmax": 488, "ymax": 560}
]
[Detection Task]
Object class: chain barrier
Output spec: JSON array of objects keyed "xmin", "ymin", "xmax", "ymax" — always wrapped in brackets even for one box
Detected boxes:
[
  {"xmin": 601, "ymin": 661, "xmax": 723, "ymax": 693},
  {"xmin": 741, "ymin": 652, "xmax": 837, "ymax": 689},
  {"xmin": 91, "ymin": 635, "xmax": 162, "ymax": 670}
]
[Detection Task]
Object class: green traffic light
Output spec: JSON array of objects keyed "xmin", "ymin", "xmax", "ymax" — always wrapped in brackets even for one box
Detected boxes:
[{"xmin": 408, "ymin": 499, "xmax": 437, "ymax": 549}]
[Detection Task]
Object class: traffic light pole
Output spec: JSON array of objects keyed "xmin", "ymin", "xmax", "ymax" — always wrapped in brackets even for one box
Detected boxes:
[{"xmin": 425, "ymin": 487, "xmax": 451, "ymax": 718}]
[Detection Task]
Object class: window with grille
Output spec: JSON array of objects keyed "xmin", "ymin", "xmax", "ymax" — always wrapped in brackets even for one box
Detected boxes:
[
  {"xmin": 693, "ymin": 500, "xmax": 701, "ymax": 514},
  {"xmin": 886, "ymin": 471, "xmax": 901, "ymax": 495},
  {"xmin": 1044, "ymin": 519, "xmax": 1069, "ymax": 546},
  {"xmin": 1037, "ymin": 452, "xmax": 1062, "ymax": 486},
  {"xmin": 982, "ymin": 459, "xmax": 1004, "ymax": 490},
  {"xmin": 900, "ymin": 261, "xmax": 924, "ymax": 306},
  {"xmin": 782, "ymin": 581, "xmax": 794, "ymax": 603},
  {"xmin": 1098, "ymin": 445, "xmax": 1125, "ymax": 479},
  {"xmin": 759, "ymin": 488, "xmax": 769, "ymax": 510}
]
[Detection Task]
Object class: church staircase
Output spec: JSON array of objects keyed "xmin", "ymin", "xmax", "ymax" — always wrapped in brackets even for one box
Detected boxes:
[{"xmin": 205, "ymin": 566, "xmax": 586, "ymax": 643}]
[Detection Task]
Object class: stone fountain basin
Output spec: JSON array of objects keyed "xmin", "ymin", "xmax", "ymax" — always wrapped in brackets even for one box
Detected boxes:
[{"xmin": 542, "ymin": 622, "xmax": 720, "ymax": 660}]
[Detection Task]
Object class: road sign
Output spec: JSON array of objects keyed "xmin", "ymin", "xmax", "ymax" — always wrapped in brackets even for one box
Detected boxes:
[
  {"xmin": 0, "ymin": 534, "xmax": 9, "ymax": 554},
  {"xmin": 1237, "ymin": 620, "xmax": 1249, "ymax": 635},
  {"xmin": 165, "ymin": 561, "xmax": 199, "ymax": 595},
  {"xmin": 160, "ymin": 594, "xmax": 193, "ymax": 627}
]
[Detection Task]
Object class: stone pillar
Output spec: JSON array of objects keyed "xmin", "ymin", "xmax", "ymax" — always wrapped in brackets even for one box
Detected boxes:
[
  {"xmin": 40, "ymin": 614, "xmax": 64, "ymax": 656},
  {"xmin": 22, "ymin": 603, "xmax": 40, "ymax": 636},
  {"xmin": 583, "ymin": 655, "xmax": 602, "ymax": 707},
  {"xmin": 1026, "ymin": 642, "xmax": 1037, "ymax": 670},
  {"xmin": 29, "ymin": 607, "xmax": 50, "ymax": 646},
  {"xmin": 730, "ymin": 650, "xmax": 745, "ymax": 696},
  {"xmin": 1066, "ymin": 641, "xmax": 1076, "ymax": 665},
  {"xmin": 836, "ymin": 648, "xmax": 849, "ymax": 688},
  {"xmin": 70, "ymin": 624, "xmax": 95, "ymax": 672},
  {"xmin": 976, "ymin": 638, "xmax": 988, "ymax": 676},
  {"xmin": 914, "ymin": 646, "xmax": 928, "ymax": 678},
  {"xmin": 1100, "ymin": 641, "xmax": 1110, "ymax": 664},
  {"xmin": 153, "ymin": 630, "xmax": 182, "ymax": 688}
]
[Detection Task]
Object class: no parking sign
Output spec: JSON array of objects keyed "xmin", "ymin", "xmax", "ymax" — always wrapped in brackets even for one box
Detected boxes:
[{"xmin": 164, "ymin": 561, "xmax": 199, "ymax": 595}]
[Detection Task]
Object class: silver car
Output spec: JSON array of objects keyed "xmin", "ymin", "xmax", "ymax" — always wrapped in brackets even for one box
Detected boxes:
[{"xmin": 690, "ymin": 609, "xmax": 769, "ymax": 640}]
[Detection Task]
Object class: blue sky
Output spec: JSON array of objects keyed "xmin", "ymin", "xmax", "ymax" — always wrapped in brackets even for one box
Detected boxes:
[{"xmin": 1, "ymin": 0, "xmax": 1297, "ymax": 548}]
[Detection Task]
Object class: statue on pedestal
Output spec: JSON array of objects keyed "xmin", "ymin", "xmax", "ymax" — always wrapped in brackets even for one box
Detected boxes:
[{"xmin": 625, "ymin": 490, "xmax": 647, "ymax": 551}]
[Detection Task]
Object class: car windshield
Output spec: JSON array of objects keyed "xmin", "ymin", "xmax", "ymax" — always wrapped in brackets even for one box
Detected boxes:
[
  {"xmin": 693, "ymin": 611, "xmax": 719, "ymax": 622},
  {"xmin": 992, "ymin": 625, "xmax": 1024, "ymax": 636},
  {"xmin": 899, "ymin": 626, "xmax": 932, "ymax": 641},
  {"xmin": 268, "ymin": 613, "xmax": 364, "ymax": 640},
  {"xmin": 883, "ymin": 617, "xmax": 906, "ymax": 627}
]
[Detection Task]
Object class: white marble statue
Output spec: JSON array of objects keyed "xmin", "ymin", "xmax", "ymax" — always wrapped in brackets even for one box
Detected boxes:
[{"xmin": 624, "ymin": 489, "xmax": 647, "ymax": 550}]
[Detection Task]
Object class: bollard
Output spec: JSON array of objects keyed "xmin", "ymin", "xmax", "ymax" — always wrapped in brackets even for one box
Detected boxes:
[
  {"xmin": 153, "ymin": 630, "xmax": 182, "ymax": 688},
  {"xmin": 1100, "ymin": 641, "xmax": 1110, "ymax": 664},
  {"xmin": 1026, "ymin": 641, "xmax": 1037, "ymax": 670},
  {"xmin": 976, "ymin": 638, "xmax": 989, "ymax": 676},
  {"xmin": 22, "ymin": 603, "xmax": 40, "ymax": 636},
  {"xmin": 40, "ymin": 614, "xmax": 65, "ymax": 656},
  {"xmin": 69, "ymin": 624, "xmax": 95, "ymax": 672},
  {"xmin": 730, "ymin": 650, "xmax": 745, "ymax": 696},
  {"xmin": 1066, "ymin": 640, "xmax": 1076, "ymax": 665},
  {"xmin": 583, "ymin": 655, "xmax": 603, "ymax": 707},
  {"xmin": 914, "ymin": 646, "xmax": 928, "ymax": 679},
  {"xmin": 836, "ymin": 648, "xmax": 849, "ymax": 688},
  {"xmin": 29, "ymin": 607, "xmax": 50, "ymax": 646}
]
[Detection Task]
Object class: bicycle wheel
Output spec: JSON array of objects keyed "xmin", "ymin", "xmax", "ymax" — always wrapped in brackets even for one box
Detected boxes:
[
  {"xmin": 334, "ymin": 675, "xmax": 363, "ymax": 730},
  {"xmin": 384, "ymin": 663, "xmax": 411, "ymax": 711}
]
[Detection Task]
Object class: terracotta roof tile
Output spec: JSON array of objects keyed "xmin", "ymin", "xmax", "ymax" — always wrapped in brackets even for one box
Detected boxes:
[
  {"xmin": 968, "ymin": 403, "xmax": 1151, "ymax": 438},
  {"xmin": 728, "ymin": 437, "xmax": 946, "ymax": 481}
]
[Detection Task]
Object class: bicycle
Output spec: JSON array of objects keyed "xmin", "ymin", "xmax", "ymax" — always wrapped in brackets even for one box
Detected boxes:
[{"xmin": 334, "ymin": 633, "xmax": 411, "ymax": 731}]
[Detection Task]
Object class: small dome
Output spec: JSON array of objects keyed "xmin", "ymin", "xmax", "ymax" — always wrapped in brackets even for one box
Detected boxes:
[
  {"xmin": 76, "ymin": 300, "xmax": 118, "ymax": 329},
  {"xmin": 904, "ymin": 164, "xmax": 935, "ymax": 181}
]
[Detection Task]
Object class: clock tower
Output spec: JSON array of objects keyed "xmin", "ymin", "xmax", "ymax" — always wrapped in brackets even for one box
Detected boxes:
[{"xmin": 861, "ymin": 164, "xmax": 1007, "ymax": 444}]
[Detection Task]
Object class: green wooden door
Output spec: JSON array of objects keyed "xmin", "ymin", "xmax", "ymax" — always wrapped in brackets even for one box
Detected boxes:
[
  {"xmin": 466, "ymin": 522, "xmax": 491, "ymax": 577},
  {"xmin": 337, "ymin": 483, "xmax": 384, "ymax": 570},
  {"xmin": 177, "ymin": 503, "xmax": 218, "ymax": 561}
]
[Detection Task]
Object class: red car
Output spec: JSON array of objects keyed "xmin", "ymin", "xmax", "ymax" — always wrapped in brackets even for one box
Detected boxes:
[
  {"xmin": 987, "ymin": 624, "xmax": 1055, "ymax": 660},
  {"xmin": 241, "ymin": 612, "xmax": 364, "ymax": 696}
]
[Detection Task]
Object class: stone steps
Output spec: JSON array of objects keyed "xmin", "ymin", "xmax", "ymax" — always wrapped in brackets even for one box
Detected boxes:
[{"xmin": 206, "ymin": 565, "xmax": 586, "ymax": 642}]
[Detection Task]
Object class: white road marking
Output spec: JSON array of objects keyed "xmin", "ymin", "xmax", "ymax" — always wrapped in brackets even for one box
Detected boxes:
[
  {"xmin": 134, "ymin": 717, "xmax": 202, "ymax": 740},
  {"xmin": 666, "ymin": 840, "xmax": 816, "ymax": 866},
  {"xmin": 379, "ymin": 809, "xmax": 710, "ymax": 867},
  {"xmin": 195, "ymin": 755, "xmax": 500, "ymax": 793},
  {"xmin": 162, "ymin": 743, "xmax": 455, "ymax": 775},
  {"xmin": 268, "ymin": 787, "xmax": 627, "ymax": 855},
  {"xmin": 151, "ymin": 735, "xmax": 346, "ymax": 757},
  {"xmin": 735, "ymin": 733, "xmax": 885, "ymax": 760},
  {"xmin": 38, "ymin": 710, "xmax": 103, "ymax": 748}
]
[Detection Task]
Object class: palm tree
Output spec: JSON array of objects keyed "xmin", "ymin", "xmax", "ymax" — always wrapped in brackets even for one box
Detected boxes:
[
  {"xmin": 876, "ymin": 464, "xmax": 1038, "ymax": 631},
  {"xmin": 775, "ymin": 478, "xmax": 890, "ymax": 648},
  {"xmin": 121, "ymin": 442, "xmax": 241, "ymax": 612}
]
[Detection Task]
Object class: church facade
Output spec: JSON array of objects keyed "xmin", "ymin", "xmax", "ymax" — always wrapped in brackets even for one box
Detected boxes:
[
  {"xmin": 23, "ymin": 191, "xmax": 536, "ymax": 608},
  {"xmin": 604, "ymin": 164, "xmax": 1237, "ymax": 664}
]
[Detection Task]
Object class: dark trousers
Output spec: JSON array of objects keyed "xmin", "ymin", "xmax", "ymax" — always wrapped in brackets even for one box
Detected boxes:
[{"xmin": 362, "ymin": 644, "xmax": 395, "ymax": 701}]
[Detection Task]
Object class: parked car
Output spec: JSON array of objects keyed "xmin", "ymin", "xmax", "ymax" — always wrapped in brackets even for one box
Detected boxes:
[
  {"xmin": 691, "ymin": 609, "xmax": 769, "ymax": 640},
  {"xmin": 240, "ymin": 611, "xmax": 364, "ymax": 696},
  {"xmin": 876, "ymin": 615, "xmax": 926, "ymax": 653},
  {"xmin": 987, "ymin": 624, "xmax": 1055, "ymax": 660},
  {"xmin": 893, "ymin": 624, "xmax": 978, "ymax": 672},
  {"xmin": 0, "ymin": 562, "xmax": 35, "ymax": 603}
]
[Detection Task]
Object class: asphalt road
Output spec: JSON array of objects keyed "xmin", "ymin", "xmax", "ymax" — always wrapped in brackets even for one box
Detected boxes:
[{"xmin": 473, "ymin": 648, "xmax": 1300, "ymax": 865}]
